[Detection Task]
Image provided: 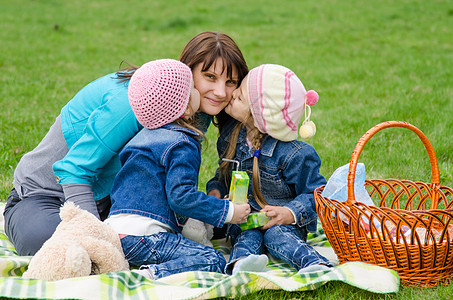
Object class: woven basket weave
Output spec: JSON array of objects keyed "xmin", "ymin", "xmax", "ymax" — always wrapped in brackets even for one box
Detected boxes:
[{"xmin": 314, "ymin": 121, "xmax": 453, "ymax": 287}]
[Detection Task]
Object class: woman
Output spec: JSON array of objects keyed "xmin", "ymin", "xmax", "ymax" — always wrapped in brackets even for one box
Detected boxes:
[{"xmin": 4, "ymin": 31, "xmax": 248, "ymax": 256}]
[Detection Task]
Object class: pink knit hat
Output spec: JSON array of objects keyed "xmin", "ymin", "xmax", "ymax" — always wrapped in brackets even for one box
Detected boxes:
[
  {"xmin": 247, "ymin": 64, "xmax": 318, "ymax": 141},
  {"xmin": 128, "ymin": 59, "xmax": 192, "ymax": 129}
]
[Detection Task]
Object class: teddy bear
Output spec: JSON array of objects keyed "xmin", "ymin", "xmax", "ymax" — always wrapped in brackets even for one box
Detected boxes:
[
  {"xmin": 22, "ymin": 202, "xmax": 129, "ymax": 281},
  {"xmin": 182, "ymin": 218, "xmax": 214, "ymax": 247}
]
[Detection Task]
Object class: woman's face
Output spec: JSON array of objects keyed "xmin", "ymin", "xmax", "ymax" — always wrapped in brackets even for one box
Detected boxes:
[{"xmin": 192, "ymin": 57, "xmax": 239, "ymax": 116}]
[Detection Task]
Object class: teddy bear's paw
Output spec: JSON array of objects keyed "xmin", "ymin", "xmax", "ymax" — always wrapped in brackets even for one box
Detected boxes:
[
  {"xmin": 64, "ymin": 244, "xmax": 92, "ymax": 278},
  {"xmin": 23, "ymin": 243, "xmax": 92, "ymax": 281}
]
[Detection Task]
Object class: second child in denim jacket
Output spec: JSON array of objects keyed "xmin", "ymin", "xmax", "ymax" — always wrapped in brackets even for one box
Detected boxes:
[
  {"xmin": 207, "ymin": 64, "xmax": 333, "ymax": 275},
  {"xmin": 105, "ymin": 59, "xmax": 250, "ymax": 280}
]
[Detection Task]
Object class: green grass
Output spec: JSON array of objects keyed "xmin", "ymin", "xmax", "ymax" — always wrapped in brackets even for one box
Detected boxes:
[{"xmin": 1, "ymin": 0, "xmax": 453, "ymax": 298}]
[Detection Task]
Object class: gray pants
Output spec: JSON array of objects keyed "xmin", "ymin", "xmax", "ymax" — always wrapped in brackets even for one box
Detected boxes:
[{"xmin": 3, "ymin": 188, "xmax": 111, "ymax": 256}]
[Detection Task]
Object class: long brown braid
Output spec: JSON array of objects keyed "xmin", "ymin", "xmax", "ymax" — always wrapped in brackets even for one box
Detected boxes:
[
  {"xmin": 249, "ymin": 127, "xmax": 268, "ymax": 208},
  {"xmin": 220, "ymin": 115, "xmax": 268, "ymax": 208}
]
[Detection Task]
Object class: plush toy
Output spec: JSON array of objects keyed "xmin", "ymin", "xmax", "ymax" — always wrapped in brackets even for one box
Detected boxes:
[
  {"xmin": 182, "ymin": 218, "xmax": 214, "ymax": 247},
  {"xmin": 299, "ymin": 90, "xmax": 318, "ymax": 139},
  {"xmin": 22, "ymin": 202, "xmax": 129, "ymax": 281}
]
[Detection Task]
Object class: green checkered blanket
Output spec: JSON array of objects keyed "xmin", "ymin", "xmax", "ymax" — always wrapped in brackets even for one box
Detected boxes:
[{"xmin": 0, "ymin": 204, "xmax": 400, "ymax": 299}]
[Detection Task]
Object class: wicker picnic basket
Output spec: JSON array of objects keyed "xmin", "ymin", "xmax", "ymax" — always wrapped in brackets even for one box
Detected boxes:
[{"xmin": 314, "ymin": 121, "xmax": 453, "ymax": 287}]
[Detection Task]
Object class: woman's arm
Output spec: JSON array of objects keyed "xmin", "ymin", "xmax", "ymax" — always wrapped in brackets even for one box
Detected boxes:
[
  {"xmin": 53, "ymin": 84, "xmax": 141, "ymax": 216},
  {"xmin": 53, "ymin": 95, "xmax": 140, "ymax": 185}
]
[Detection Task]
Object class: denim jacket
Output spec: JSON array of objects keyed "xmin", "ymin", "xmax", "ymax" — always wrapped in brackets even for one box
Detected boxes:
[
  {"xmin": 109, "ymin": 124, "xmax": 230, "ymax": 233},
  {"xmin": 206, "ymin": 120, "xmax": 326, "ymax": 232}
]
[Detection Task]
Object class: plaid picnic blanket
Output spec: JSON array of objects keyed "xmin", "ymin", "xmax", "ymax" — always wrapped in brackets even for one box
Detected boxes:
[{"xmin": 0, "ymin": 204, "xmax": 400, "ymax": 299}]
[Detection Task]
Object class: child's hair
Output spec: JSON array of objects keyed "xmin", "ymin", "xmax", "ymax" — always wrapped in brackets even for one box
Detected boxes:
[{"xmin": 220, "ymin": 64, "xmax": 319, "ymax": 208}]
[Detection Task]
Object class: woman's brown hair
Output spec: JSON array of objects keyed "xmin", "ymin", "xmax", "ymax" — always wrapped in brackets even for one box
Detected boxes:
[
  {"xmin": 116, "ymin": 31, "xmax": 248, "ymax": 132},
  {"xmin": 115, "ymin": 61, "xmax": 139, "ymax": 81},
  {"xmin": 117, "ymin": 31, "xmax": 248, "ymax": 88}
]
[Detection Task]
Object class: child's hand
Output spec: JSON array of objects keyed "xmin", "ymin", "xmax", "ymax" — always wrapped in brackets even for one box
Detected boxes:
[
  {"xmin": 229, "ymin": 203, "xmax": 251, "ymax": 224},
  {"xmin": 260, "ymin": 205, "xmax": 295, "ymax": 230}
]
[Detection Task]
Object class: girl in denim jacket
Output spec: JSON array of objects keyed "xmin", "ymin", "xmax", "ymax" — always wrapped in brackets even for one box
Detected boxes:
[
  {"xmin": 105, "ymin": 60, "xmax": 250, "ymax": 280},
  {"xmin": 206, "ymin": 64, "xmax": 333, "ymax": 275}
]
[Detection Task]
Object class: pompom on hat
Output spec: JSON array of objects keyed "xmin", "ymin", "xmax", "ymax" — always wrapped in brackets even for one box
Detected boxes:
[
  {"xmin": 247, "ymin": 64, "xmax": 318, "ymax": 141},
  {"xmin": 299, "ymin": 90, "xmax": 318, "ymax": 139},
  {"xmin": 128, "ymin": 59, "xmax": 192, "ymax": 129}
]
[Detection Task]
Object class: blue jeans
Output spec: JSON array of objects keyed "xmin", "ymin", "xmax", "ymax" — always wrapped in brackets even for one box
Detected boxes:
[
  {"xmin": 120, "ymin": 232, "xmax": 226, "ymax": 279},
  {"xmin": 225, "ymin": 224, "xmax": 332, "ymax": 274}
]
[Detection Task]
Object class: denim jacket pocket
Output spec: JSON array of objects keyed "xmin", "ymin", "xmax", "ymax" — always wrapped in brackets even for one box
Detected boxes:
[{"xmin": 259, "ymin": 171, "xmax": 292, "ymax": 199}]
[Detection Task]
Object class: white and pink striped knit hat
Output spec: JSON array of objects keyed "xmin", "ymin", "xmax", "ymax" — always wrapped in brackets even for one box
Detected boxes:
[
  {"xmin": 128, "ymin": 59, "xmax": 192, "ymax": 129},
  {"xmin": 247, "ymin": 64, "xmax": 318, "ymax": 141}
]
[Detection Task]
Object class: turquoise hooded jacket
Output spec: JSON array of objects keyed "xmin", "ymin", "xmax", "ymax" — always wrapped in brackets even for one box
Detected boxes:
[{"xmin": 53, "ymin": 73, "xmax": 142, "ymax": 201}]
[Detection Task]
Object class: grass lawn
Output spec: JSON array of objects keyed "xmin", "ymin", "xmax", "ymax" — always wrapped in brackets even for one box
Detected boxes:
[{"xmin": 1, "ymin": 0, "xmax": 453, "ymax": 298}]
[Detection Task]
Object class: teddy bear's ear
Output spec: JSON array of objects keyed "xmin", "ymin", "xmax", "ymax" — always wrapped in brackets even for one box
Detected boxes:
[{"xmin": 60, "ymin": 202, "xmax": 83, "ymax": 221}]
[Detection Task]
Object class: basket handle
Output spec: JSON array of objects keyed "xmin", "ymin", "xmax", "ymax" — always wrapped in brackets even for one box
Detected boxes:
[{"xmin": 346, "ymin": 121, "xmax": 440, "ymax": 206}]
